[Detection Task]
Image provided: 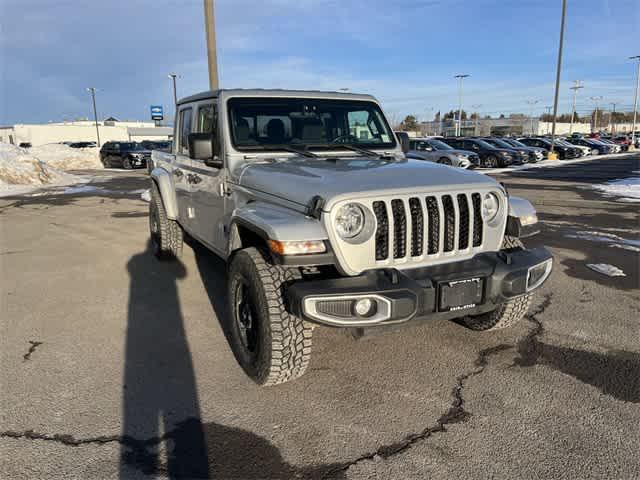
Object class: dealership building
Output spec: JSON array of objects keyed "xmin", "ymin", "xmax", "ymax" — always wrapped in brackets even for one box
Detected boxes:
[{"xmin": 0, "ymin": 118, "xmax": 172, "ymax": 146}]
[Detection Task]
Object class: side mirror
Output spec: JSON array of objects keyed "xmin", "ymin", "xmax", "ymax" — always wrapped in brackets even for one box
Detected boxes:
[
  {"xmin": 396, "ymin": 131, "xmax": 410, "ymax": 154},
  {"xmin": 188, "ymin": 133, "xmax": 222, "ymax": 168}
]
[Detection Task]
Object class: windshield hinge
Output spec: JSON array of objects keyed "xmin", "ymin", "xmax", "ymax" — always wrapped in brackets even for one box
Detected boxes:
[{"xmin": 306, "ymin": 196, "xmax": 325, "ymax": 219}]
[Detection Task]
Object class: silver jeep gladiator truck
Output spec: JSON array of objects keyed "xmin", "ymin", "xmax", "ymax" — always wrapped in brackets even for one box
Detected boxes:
[{"xmin": 149, "ymin": 89, "xmax": 552, "ymax": 386}]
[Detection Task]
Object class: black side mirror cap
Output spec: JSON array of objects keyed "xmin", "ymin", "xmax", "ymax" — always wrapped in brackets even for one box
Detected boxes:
[{"xmin": 395, "ymin": 131, "xmax": 410, "ymax": 154}]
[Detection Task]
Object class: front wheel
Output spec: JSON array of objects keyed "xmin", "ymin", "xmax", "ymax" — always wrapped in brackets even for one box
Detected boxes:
[
  {"xmin": 227, "ymin": 248, "xmax": 312, "ymax": 386},
  {"xmin": 122, "ymin": 157, "xmax": 133, "ymax": 169},
  {"xmin": 484, "ymin": 155, "xmax": 498, "ymax": 168},
  {"xmin": 439, "ymin": 157, "xmax": 452, "ymax": 166},
  {"xmin": 458, "ymin": 237, "xmax": 532, "ymax": 331}
]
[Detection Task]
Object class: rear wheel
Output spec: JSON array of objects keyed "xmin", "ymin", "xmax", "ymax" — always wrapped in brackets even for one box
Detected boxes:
[
  {"xmin": 458, "ymin": 237, "xmax": 533, "ymax": 331},
  {"xmin": 102, "ymin": 157, "xmax": 111, "ymax": 168},
  {"xmin": 227, "ymin": 248, "xmax": 312, "ymax": 386}
]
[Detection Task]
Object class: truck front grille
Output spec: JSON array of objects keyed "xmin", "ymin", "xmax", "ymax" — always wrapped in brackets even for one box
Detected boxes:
[{"xmin": 372, "ymin": 193, "xmax": 484, "ymax": 263}]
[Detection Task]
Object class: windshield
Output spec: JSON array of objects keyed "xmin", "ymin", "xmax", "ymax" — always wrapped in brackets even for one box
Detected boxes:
[
  {"xmin": 427, "ymin": 139, "xmax": 453, "ymax": 150},
  {"xmin": 505, "ymin": 139, "xmax": 527, "ymax": 148},
  {"xmin": 486, "ymin": 138, "xmax": 514, "ymax": 149},
  {"xmin": 228, "ymin": 98, "xmax": 396, "ymax": 152},
  {"xmin": 474, "ymin": 139, "xmax": 496, "ymax": 149}
]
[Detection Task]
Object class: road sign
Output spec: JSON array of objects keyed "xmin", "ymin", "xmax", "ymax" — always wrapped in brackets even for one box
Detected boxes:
[{"xmin": 150, "ymin": 105, "xmax": 163, "ymax": 121}]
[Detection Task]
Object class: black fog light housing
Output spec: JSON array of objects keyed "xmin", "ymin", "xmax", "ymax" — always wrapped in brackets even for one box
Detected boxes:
[
  {"xmin": 526, "ymin": 258, "xmax": 553, "ymax": 291},
  {"xmin": 352, "ymin": 298, "xmax": 377, "ymax": 318}
]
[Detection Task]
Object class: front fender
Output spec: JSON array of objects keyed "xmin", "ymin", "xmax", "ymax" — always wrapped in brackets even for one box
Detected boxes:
[
  {"xmin": 506, "ymin": 196, "xmax": 539, "ymax": 238},
  {"xmin": 230, "ymin": 202, "xmax": 328, "ymax": 243},
  {"xmin": 150, "ymin": 168, "xmax": 178, "ymax": 220}
]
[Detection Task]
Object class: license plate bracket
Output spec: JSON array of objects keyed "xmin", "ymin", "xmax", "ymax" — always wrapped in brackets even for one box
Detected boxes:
[{"xmin": 438, "ymin": 277, "xmax": 484, "ymax": 312}]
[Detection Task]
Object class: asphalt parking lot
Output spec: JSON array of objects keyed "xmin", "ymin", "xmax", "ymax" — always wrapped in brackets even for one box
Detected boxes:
[{"xmin": 1, "ymin": 155, "xmax": 639, "ymax": 479}]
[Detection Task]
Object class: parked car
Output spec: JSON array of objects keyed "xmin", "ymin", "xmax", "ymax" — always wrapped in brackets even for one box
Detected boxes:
[
  {"xmin": 440, "ymin": 137, "xmax": 516, "ymax": 167},
  {"xmin": 149, "ymin": 88, "xmax": 552, "ymax": 385},
  {"xmin": 598, "ymin": 138, "xmax": 622, "ymax": 153},
  {"xmin": 499, "ymin": 138, "xmax": 547, "ymax": 161},
  {"xmin": 140, "ymin": 140, "xmax": 172, "ymax": 152},
  {"xmin": 406, "ymin": 137, "xmax": 478, "ymax": 168},
  {"xmin": 518, "ymin": 137, "xmax": 579, "ymax": 159},
  {"xmin": 557, "ymin": 138, "xmax": 592, "ymax": 156},
  {"xmin": 611, "ymin": 136, "xmax": 630, "ymax": 151},
  {"xmin": 18, "ymin": 142, "xmax": 32, "ymax": 148},
  {"xmin": 99, "ymin": 141, "xmax": 150, "ymax": 169},
  {"xmin": 566, "ymin": 137, "xmax": 611, "ymax": 155},
  {"xmin": 480, "ymin": 137, "xmax": 533, "ymax": 163},
  {"xmin": 69, "ymin": 141, "xmax": 97, "ymax": 148}
]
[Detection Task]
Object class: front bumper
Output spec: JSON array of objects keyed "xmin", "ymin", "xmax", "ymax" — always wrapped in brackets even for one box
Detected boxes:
[{"xmin": 288, "ymin": 247, "xmax": 553, "ymax": 327}]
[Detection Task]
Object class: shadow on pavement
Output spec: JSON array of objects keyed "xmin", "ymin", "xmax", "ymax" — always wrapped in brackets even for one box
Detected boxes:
[{"xmin": 121, "ymin": 241, "xmax": 344, "ymax": 478}]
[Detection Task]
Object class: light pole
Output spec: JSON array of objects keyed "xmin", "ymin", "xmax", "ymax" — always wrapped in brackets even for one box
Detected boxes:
[
  {"xmin": 472, "ymin": 104, "xmax": 482, "ymax": 135},
  {"xmin": 204, "ymin": 0, "xmax": 219, "ymax": 90},
  {"xmin": 86, "ymin": 87, "xmax": 100, "ymax": 147},
  {"xmin": 569, "ymin": 80, "xmax": 584, "ymax": 134},
  {"xmin": 423, "ymin": 106, "xmax": 433, "ymax": 134},
  {"xmin": 590, "ymin": 96, "xmax": 603, "ymax": 133},
  {"xmin": 168, "ymin": 73, "xmax": 179, "ymax": 106},
  {"xmin": 454, "ymin": 74, "xmax": 470, "ymax": 136},
  {"xmin": 609, "ymin": 102, "xmax": 619, "ymax": 134},
  {"xmin": 526, "ymin": 100, "xmax": 540, "ymax": 136},
  {"xmin": 549, "ymin": 0, "xmax": 567, "ymax": 159},
  {"xmin": 630, "ymin": 55, "xmax": 640, "ymax": 147}
]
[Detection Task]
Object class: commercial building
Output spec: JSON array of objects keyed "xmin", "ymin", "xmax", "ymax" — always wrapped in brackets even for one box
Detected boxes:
[{"xmin": 0, "ymin": 119, "xmax": 172, "ymax": 146}]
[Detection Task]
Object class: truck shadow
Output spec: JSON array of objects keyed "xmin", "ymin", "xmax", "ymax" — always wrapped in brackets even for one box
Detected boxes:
[{"xmin": 122, "ymin": 241, "xmax": 344, "ymax": 478}]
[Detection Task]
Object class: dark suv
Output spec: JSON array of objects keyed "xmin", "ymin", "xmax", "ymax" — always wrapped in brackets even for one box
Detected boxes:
[
  {"xmin": 440, "ymin": 137, "xmax": 515, "ymax": 168},
  {"xmin": 518, "ymin": 137, "xmax": 579, "ymax": 160},
  {"xmin": 100, "ymin": 142, "xmax": 151, "ymax": 169}
]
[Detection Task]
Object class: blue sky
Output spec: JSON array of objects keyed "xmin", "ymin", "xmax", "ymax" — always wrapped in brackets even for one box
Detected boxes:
[{"xmin": 1, "ymin": 0, "xmax": 638, "ymax": 124}]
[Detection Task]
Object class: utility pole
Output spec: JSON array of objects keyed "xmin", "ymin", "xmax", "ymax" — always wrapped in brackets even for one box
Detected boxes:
[
  {"xmin": 86, "ymin": 87, "xmax": 100, "ymax": 147},
  {"xmin": 454, "ymin": 74, "xmax": 470, "ymax": 136},
  {"xmin": 590, "ymin": 96, "xmax": 603, "ymax": 133},
  {"xmin": 630, "ymin": 55, "xmax": 640, "ymax": 148},
  {"xmin": 472, "ymin": 104, "xmax": 482, "ymax": 135},
  {"xmin": 204, "ymin": 0, "xmax": 219, "ymax": 90},
  {"xmin": 569, "ymin": 80, "xmax": 583, "ymax": 134},
  {"xmin": 609, "ymin": 102, "xmax": 618, "ymax": 134},
  {"xmin": 526, "ymin": 100, "xmax": 540, "ymax": 136},
  {"xmin": 545, "ymin": 106, "xmax": 552, "ymax": 134},
  {"xmin": 549, "ymin": 0, "xmax": 567, "ymax": 159}
]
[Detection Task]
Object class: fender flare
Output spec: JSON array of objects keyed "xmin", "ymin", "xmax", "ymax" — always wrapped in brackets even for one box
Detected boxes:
[{"xmin": 150, "ymin": 168, "xmax": 178, "ymax": 220}]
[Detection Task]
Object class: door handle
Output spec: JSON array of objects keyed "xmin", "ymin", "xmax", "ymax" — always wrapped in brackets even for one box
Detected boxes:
[{"xmin": 173, "ymin": 168, "xmax": 184, "ymax": 179}]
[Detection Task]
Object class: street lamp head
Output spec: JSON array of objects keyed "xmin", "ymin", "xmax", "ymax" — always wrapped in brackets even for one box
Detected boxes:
[
  {"xmin": 454, "ymin": 74, "xmax": 470, "ymax": 79},
  {"xmin": 629, "ymin": 55, "xmax": 640, "ymax": 60}
]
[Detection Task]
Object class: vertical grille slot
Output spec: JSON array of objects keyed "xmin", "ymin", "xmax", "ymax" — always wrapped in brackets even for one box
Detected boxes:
[
  {"xmin": 471, "ymin": 193, "xmax": 483, "ymax": 247},
  {"xmin": 457, "ymin": 194, "xmax": 470, "ymax": 250},
  {"xmin": 409, "ymin": 198, "xmax": 423, "ymax": 257},
  {"xmin": 391, "ymin": 199, "xmax": 406, "ymax": 258},
  {"xmin": 425, "ymin": 196, "xmax": 439, "ymax": 254},
  {"xmin": 442, "ymin": 195, "xmax": 456, "ymax": 252},
  {"xmin": 373, "ymin": 201, "xmax": 389, "ymax": 260}
]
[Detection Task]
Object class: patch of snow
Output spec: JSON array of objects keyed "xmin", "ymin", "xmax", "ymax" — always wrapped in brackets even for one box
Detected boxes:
[
  {"xmin": 29, "ymin": 143, "xmax": 102, "ymax": 170},
  {"xmin": 0, "ymin": 143, "xmax": 85, "ymax": 196},
  {"xmin": 63, "ymin": 185, "xmax": 103, "ymax": 194},
  {"xmin": 591, "ymin": 176, "xmax": 640, "ymax": 202},
  {"xmin": 609, "ymin": 244, "xmax": 640, "ymax": 253},
  {"xmin": 140, "ymin": 189, "xmax": 151, "ymax": 202},
  {"xmin": 586, "ymin": 263, "xmax": 626, "ymax": 277},
  {"xmin": 565, "ymin": 229, "xmax": 640, "ymax": 250}
]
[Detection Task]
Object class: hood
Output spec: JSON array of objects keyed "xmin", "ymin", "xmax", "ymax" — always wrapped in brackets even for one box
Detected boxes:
[
  {"xmin": 237, "ymin": 156, "xmax": 498, "ymax": 209},
  {"xmin": 448, "ymin": 149, "xmax": 477, "ymax": 157}
]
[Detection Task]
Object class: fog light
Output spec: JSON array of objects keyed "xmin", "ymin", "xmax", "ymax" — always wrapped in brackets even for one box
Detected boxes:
[
  {"xmin": 526, "ymin": 259, "xmax": 552, "ymax": 291},
  {"xmin": 353, "ymin": 298, "xmax": 377, "ymax": 318}
]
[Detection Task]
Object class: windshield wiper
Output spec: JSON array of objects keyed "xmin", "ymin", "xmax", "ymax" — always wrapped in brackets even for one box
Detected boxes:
[
  {"xmin": 241, "ymin": 144, "xmax": 318, "ymax": 158},
  {"xmin": 332, "ymin": 144, "xmax": 381, "ymax": 157}
]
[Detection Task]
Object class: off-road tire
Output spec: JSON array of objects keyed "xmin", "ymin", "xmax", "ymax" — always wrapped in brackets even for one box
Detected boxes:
[
  {"xmin": 227, "ymin": 247, "xmax": 312, "ymax": 386},
  {"xmin": 459, "ymin": 236, "xmax": 532, "ymax": 331},
  {"xmin": 149, "ymin": 182, "xmax": 183, "ymax": 259}
]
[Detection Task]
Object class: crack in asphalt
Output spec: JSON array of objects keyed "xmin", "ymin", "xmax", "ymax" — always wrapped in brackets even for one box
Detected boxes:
[
  {"xmin": 22, "ymin": 341, "xmax": 43, "ymax": 361},
  {"xmin": 513, "ymin": 293, "xmax": 554, "ymax": 367}
]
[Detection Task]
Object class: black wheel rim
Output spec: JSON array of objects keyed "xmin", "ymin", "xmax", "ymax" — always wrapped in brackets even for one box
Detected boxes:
[{"xmin": 234, "ymin": 281, "xmax": 259, "ymax": 353}]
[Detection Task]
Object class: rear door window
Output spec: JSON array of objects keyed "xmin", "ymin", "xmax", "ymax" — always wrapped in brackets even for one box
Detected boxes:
[{"xmin": 178, "ymin": 107, "xmax": 193, "ymax": 155}]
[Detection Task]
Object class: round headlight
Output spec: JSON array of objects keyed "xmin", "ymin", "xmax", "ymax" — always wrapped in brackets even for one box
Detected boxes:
[
  {"xmin": 482, "ymin": 193, "xmax": 500, "ymax": 222},
  {"xmin": 335, "ymin": 203, "xmax": 365, "ymax": 239}
]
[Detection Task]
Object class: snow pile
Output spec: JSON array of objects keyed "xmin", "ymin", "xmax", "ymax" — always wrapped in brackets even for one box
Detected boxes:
[
  {"xmin": 0, "ymin": 143, "xmax": 78, "ymax": 190},
  {"xmin": 29, "ymin": 143, "xmax": 102, "ymax": 170},
  {"xmin": 586, "ymin": 263, "xmax": 626, "ymax": 277},
  {"xmin": 141, "ymin": 189, "xmax": 151, "ymax": 202},
  {"xmin": 591, "ymin": 177, "xmax": 640, "ymax": 202},
  {"xmin": 565, "ymin": 230, "xmax": 640, "ymax": 251}
]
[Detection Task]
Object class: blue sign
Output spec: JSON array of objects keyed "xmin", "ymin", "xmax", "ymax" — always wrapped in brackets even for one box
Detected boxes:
[{"xmin": 150, "ymin": 105, "xmax": 163, "ymax": 121}]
